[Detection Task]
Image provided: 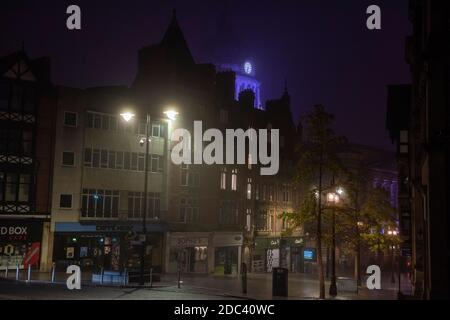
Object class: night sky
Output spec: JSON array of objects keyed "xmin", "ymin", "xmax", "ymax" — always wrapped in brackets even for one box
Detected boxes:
[{"xmin": 0, "ymin": 0, "xmax": 411, "ymax": 150}]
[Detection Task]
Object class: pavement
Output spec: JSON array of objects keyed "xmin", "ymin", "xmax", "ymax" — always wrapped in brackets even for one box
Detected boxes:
[{"xmin": 0, "ymin": 269, "xmax": 412, "ymax": 300}]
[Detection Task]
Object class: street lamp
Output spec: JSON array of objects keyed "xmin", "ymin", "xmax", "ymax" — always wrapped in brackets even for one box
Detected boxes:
[
  {"xmin": 327, "ymin": 189, "xmax": 341, "ymax": 297},
  {"xmin": 121, "ymin": 111, "xmax": 150, "ymax": 286}
]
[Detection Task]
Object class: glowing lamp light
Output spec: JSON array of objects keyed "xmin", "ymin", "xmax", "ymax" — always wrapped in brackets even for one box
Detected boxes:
[
  {"xmin": 336, "ymin": 187, "xmax": 344, "ymax": 195},
  {"xmin": 164, "ymin": 110, "xmax": 179, "ymax": 121},
  {"xmin": 120, "ymin": 112, "xmax": 135, "ymax": 122}
]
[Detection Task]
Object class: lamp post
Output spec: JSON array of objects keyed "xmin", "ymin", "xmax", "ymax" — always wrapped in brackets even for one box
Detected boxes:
[
  {"xmin": 387, "ymin": 230, "xmax": 398, "ymax": 284},
  {"xmin": 327, "ymin": 188, "xmax": 342, "ymax": 297},
  {"xmin": 121, "ymin": 112, "xmax": 150, "ymax": 285},
  {"xmin": 121, "ymin": 109, "xmax": 178, "ymax": 286}
]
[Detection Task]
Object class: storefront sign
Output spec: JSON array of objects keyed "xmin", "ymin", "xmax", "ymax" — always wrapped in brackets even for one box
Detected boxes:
[
  {"xmin": 0, "ymin": 220, "xmax": 42, "ymax": 242},
  {"xmin": 171, "ymin": 237, "xmax": 208, "ymax": 248},
  {"xmin": 95, "ymin": 225, "xmax": 133, "ymax": 232}
]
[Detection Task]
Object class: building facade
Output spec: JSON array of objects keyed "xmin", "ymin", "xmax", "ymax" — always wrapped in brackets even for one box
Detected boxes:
[
  {"xmin": 387, "ymin": 0, "xmax": 450, "ymax": 299},
  {"xmin": 0, "ymin": 51, "xmax": 56, "ymax": 272}
]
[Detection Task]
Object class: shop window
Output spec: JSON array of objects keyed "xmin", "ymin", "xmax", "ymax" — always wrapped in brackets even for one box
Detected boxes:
[
  {"xmin": 60, "ymin": 194, "xmax": 72, "ymax": 209},
  {"xmin": 64, "ymin": 111, "xmax": 77, "ymax": 127},
  {"xmin": 62, "ymin": 151, "xmax": 75, "ymax": 166}
]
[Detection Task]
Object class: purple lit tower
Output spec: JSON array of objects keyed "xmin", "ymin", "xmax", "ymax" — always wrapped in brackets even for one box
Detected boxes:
[{"xmin": 217, "ymin": 61, "xmax": 263, "ymax": 110}]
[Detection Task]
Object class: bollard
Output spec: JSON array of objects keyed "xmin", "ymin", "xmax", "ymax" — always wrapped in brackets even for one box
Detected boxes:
[
  {"xmin": 177, "ymin": 268, "xmax": 181, "ymax": 289},
  {"xmin": 27, "ymin": 264, "xmax": 31, "ymax": 282},
  {"xmin": 149, "ymin": 268, "xmax": 153, "ymax": 288},
  {"xmin": 4, "ymin": 265, "xmax": 8, "ymax": 279},
  {"xmin": 241, "ymin": 263, "xmax": 248, "ymax": 294},
  {"xmin": 15, "ymin": 265, "xmax": 20, "ymax": 281},
  {"xmin": 51, "ymin": 262, "xmax": 56, "ymax": 283}
]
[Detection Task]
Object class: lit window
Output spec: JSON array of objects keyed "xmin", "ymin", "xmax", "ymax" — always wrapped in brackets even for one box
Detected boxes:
[
  {"xmin": 220, "ymin": 167, "xmax": 227, "ymax": 190},
  {"xmin": 231, "ymin": 169, "xmax": 237, "ymax": 191},
  {"xmin": 246, "ymin": 208, "xmax": 252, "ymax": 231}
]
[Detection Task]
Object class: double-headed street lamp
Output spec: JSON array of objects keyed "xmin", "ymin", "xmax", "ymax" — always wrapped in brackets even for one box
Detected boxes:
[
  {"xmin": 327, "ymin": 187, "xmax": 343, "ymax": 297},
  {"xmin": 120, "ymin": 108, "xmax": 178, "ymax": 285},
  {"xmin": 387, "ymin": 229, "xmax": 399, "ymax": 285}
]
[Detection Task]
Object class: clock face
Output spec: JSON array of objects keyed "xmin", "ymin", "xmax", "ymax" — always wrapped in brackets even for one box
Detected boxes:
[{"xmin": 244, "ymin": 62, "xmax": 252, "ymax": 74}]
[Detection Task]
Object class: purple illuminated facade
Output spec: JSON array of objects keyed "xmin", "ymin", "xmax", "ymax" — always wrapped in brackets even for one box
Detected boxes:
[{"xmin": 217, "ymin": 62, "xmax": 262, "ymax": 110}]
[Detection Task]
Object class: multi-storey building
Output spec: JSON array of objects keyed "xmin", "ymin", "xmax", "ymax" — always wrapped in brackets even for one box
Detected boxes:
[
  {"xmin": 0, "ymin": 50, "xmax": 56, "ymax": 272},
  {"xmin": 387, "ymin": 1, "xmax": 450, "ymax": 299}
]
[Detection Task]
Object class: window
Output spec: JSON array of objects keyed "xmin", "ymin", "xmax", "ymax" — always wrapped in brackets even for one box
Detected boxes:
[
  {"xmin": 150, "ymin": 155, "xmax": 164, "ymax": 173},
  {"xmin": 109, "ymin": 116, "xmax": 117, "ymax": 131},
  {"xmin": 0, "ymin": 173, "xmax": 4, "ymax": 201},
  {"xmin": 255, "ymin": 184, "xmax": 259, "ymax": 200},
  {"xmin": 124, "ymin": 152, "xmax": 131, "ymax": 170},
  {"xmin": 231, "ymin": 169, "xmax": 237, "ymax": 191},
  {"xmin": 127, "ymin": 192, "xmax": 161, "ymax": 219},
  {"xmin": 101, "ymin": 115, "xmax": 109, "ymax": 130},
  {"xmin": 256, "ymin": 210, "xmax": 268, "ymax": 231},
  {"xmin": 116, "ymin": 151, "xmax": 124, "ymax": 169},
  {"xmin": 138, "ymin": 121, "xmax": 146, "ymax": 135},
  {"xmin": 152, "ymin": 124, "xmax": 161, "ymax": 137},
  {"xmin": 220, "ymin": 168, "xmax": 227, "ymax": 190},
  {"xmin": 64, "ymin": 111, "xmax": 77, "ymax": 127},
  {"xmin": 82, "ymin": 189, "xmax": 119, "ymax": 218},
  {"xmin": 400, "ymin": 131, "xmax": 408, "ymax": 143},
  {"xmin": 246, "ymin": 178, "xmax": 252, "ymax": 200},
  {"xmin": 60, "ymin": 194, "xmax": 72, "ymax": 209},
  {"xmin": 246, "ymin": 208, "xmax": 252, "ymax": 231},
  {"xmin": 18, "ymin": 174, "xmax": 30, "ymax": 202},
  {"xmin": 86, "ymin": 112, "xmax": 93, "ymax": 128},
  {"xmin": 179, "ymin": 198, "xmax": 199, "ymax": 223},
  {"xmin": 282, "ymin": 186, "xmax": 290, "ymax": 202},
  {"xmin": 131, "ymin": 153, "xmax": 138, "ymax": 171},
  {"xmin": 92, "ymin": 149, "xmax": 100, "ymax": 168},
  {"xmin": 138, "ymin": 153, "xmax": 145, "ymax": 171},
  {"xmin": 100, "ymin": 150, "xmax": 108, "ymax": 168},
  {"xmin": 282, "ymin": 217, "xmax": 289, "ymax": 231},
  {"xmin": 108, "ymin": 151, "xmax": 116, "ymax": 169},
  {"xmin": 219, "ymin": 201, "xmax": 238, "ymax": 225},
  {"xmin": 181, "ymin": 164, "xmax": 189, "ymax": 186},
  {"xmin": 84, "ymin": 148, "xmax": 92, "ymax": 166},
  {"xmin": 22, "ymin": 130, "xmax": 33, "ymax": 155},
  {"xmin": 93, "ymin": 114, "xmax": 101, "ymax": 129},
  {"xmin": 62, "ymin": 151, "xmax": 75, "ymax": 166}
]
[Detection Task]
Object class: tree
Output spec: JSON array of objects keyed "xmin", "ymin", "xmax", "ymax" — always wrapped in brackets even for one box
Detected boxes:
[{"xmin": 283, "ymin": 105, "xmax": 345, "ymax": 299}]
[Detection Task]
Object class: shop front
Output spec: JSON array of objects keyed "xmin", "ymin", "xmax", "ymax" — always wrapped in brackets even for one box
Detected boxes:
[
  {"xmin": 0, "ymin": 219, "xmax": 44, "ymax": 270},
  {"xmin": 213, "ymin": 232, "xmax": 243, "ymax": 276},
  {"xmin": 253, "ymin": 237, "xmax": 305, "ymax": 273},
  {"xmin": 165, "ymin": 232, "xmax": 243, "ymax": 275},
  {"xmin": 53, "ymin": 222, "xmax": 164, "ymax": 272}
]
